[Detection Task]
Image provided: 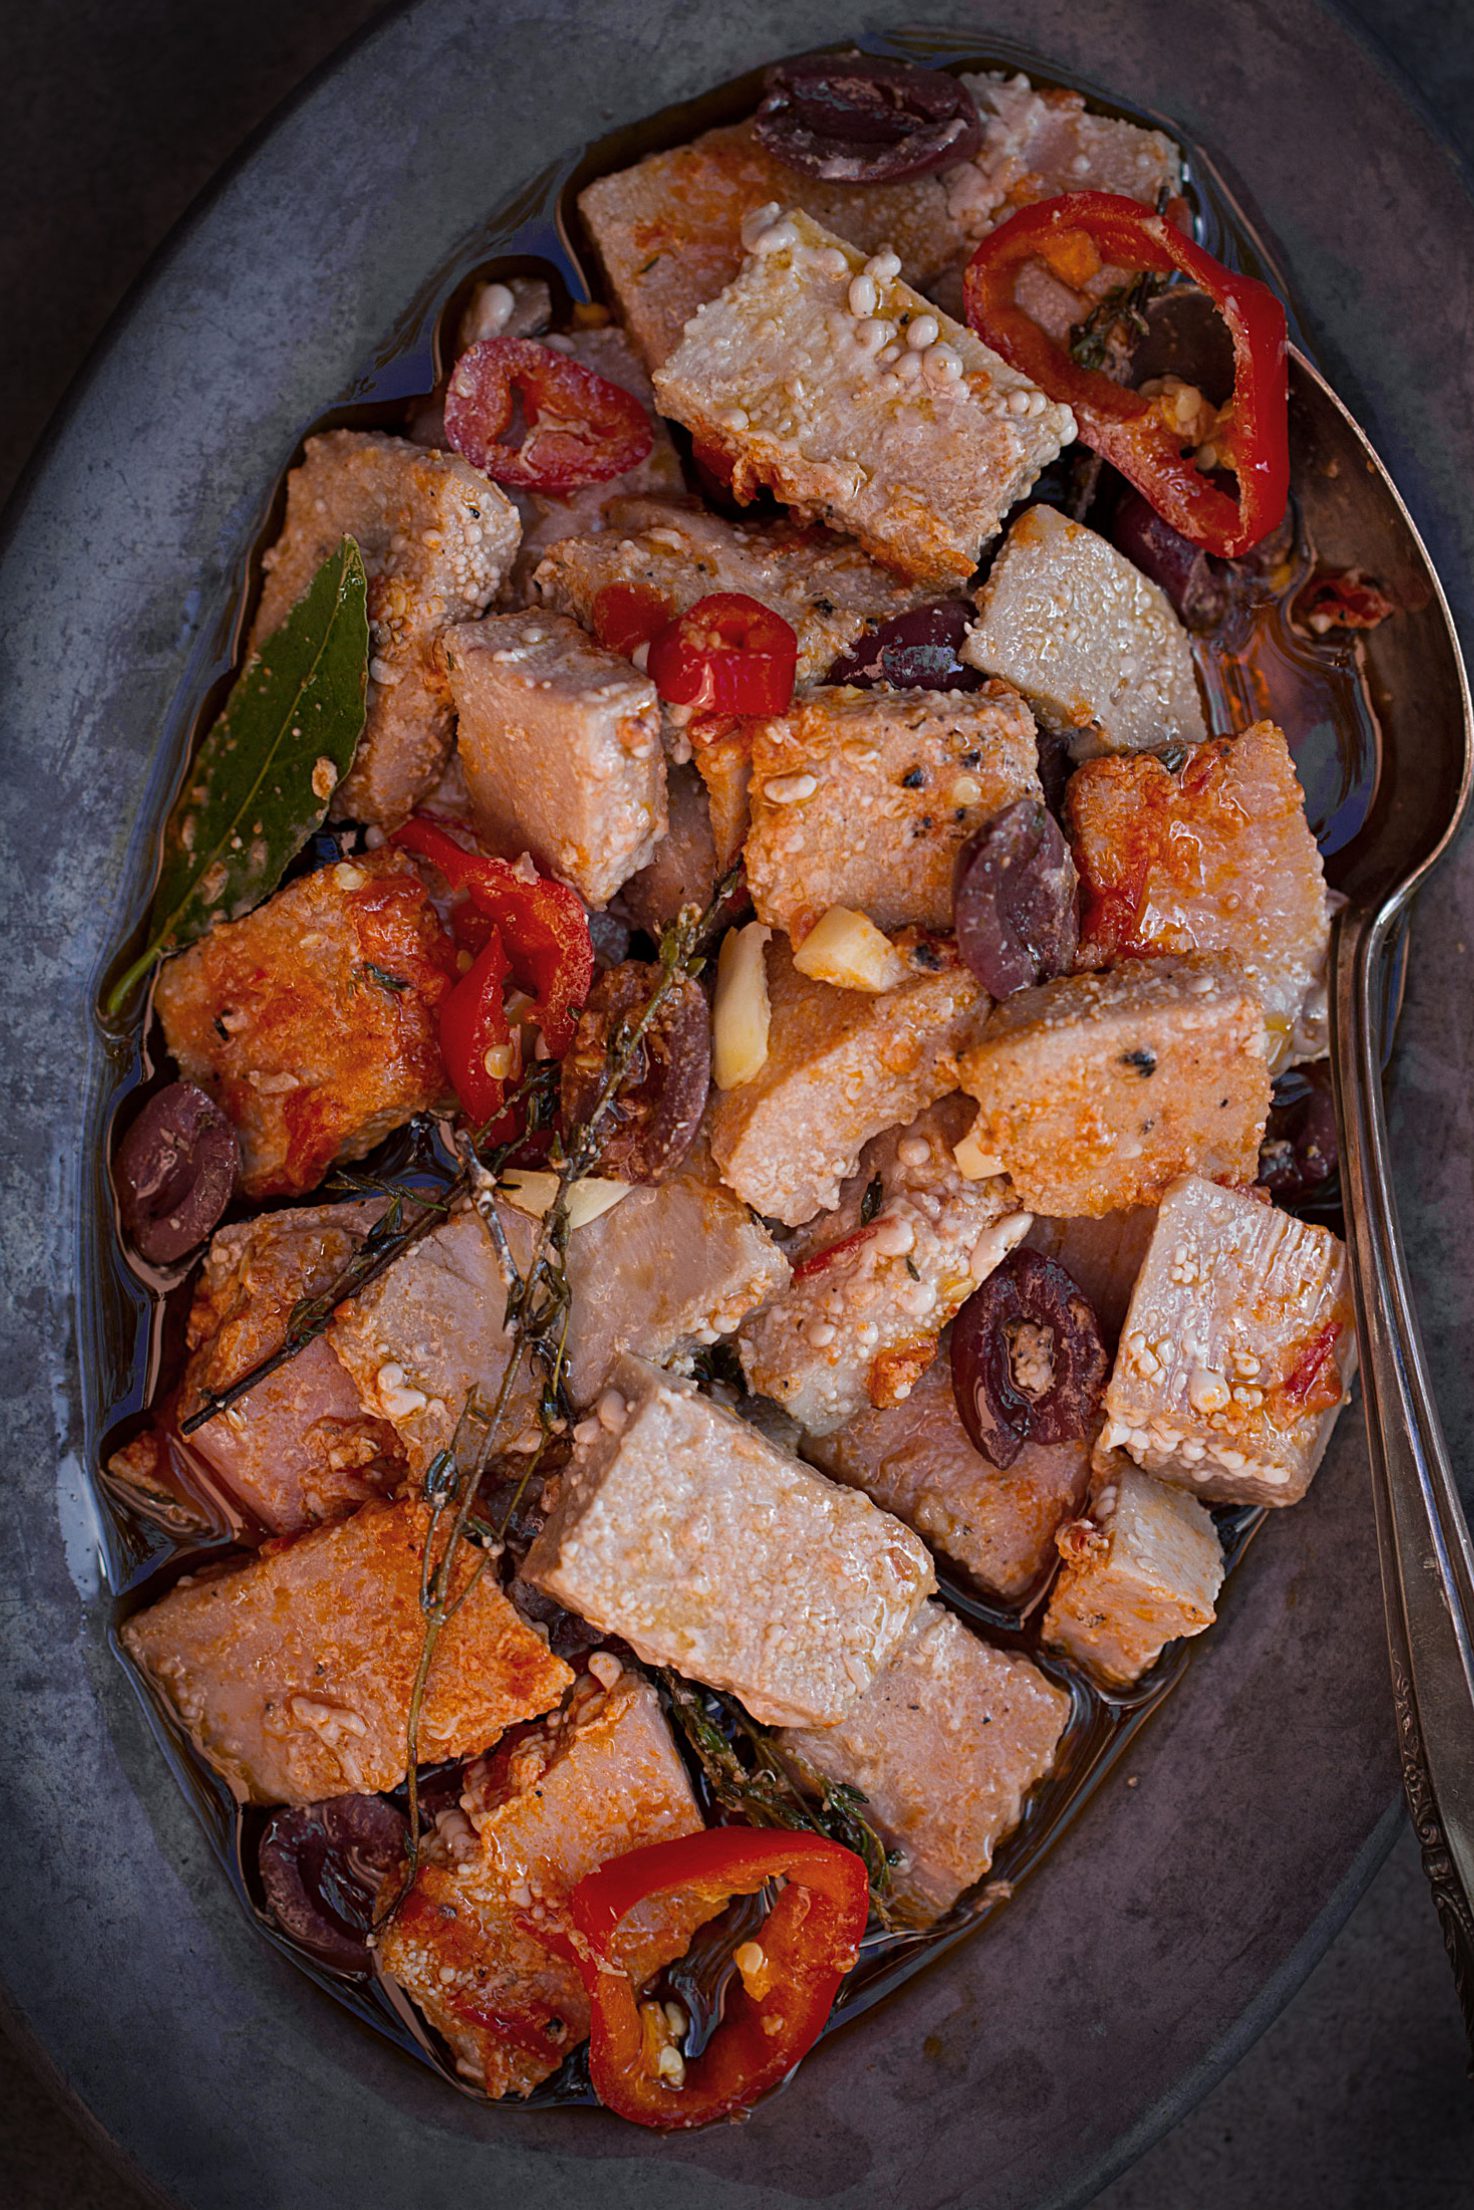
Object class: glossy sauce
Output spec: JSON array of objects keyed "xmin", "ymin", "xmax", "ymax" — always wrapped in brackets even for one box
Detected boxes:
[{"xmin": 90, "ymin": 31, "xmax": 1371, "ymax": 2112}]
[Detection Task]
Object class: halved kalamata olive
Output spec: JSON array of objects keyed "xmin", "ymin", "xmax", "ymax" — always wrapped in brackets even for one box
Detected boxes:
[
  {"xmin": 951, "ymin": 1247, "xmax": 1108, "ymax": 1469},
  {"xmin": 559, "ymin": 961, "xmax": 710, "ymax": 1182},
  {"xmin": 1110, "ymin": 487, "xmax": 1228, "ymax": 631},
  {"xmin": 827, "ymin": 601, "xmax": 985, "ymax": 693},
  {"xmin": 258, "ymin": 1794, "xmax": 407, "ymax": 1972},
  {"xmin": 953, "ymin": 801, "xmax": 1079, "ymax": 999},
  {"xmin": 753, "ymin": 53, "xmax": 982, "ymax": 183},
  {"xmin": 1258, "ymin": 1062, "xmax": 1339, "ymax": 1204},
  {"xmin": 113, "ymin": 1081, "xmax": 239, "ymax": 1263}
]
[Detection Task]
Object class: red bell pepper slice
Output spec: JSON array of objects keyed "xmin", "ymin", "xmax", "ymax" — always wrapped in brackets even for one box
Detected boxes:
[
  {"xmin": 963, "ymin": 192, "xmax": 1289, "ymax": 559},
  {"xmin": 444, "ymin": 337, "xmax": 653, "ymax": 495},
  {"xmin": 569, "ymin": 1827, "xmax": 869, "ymax": 2131},
  {"xmin": 591, "ymin": 581, "xmax": 672, "ymax": 660},
  {"xmin": 437, "ymin": 926, "xmax": 515, "ymax": 1125},
  {"xmin": 646, "ymin": 593, "xmax": 799, "ymax": 715},
  {"xmin": 391, "ymin": 816, "xmax": 593, "ymax": 1058}
]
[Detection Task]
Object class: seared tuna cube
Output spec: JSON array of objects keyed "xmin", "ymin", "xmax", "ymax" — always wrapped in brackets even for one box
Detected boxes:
[
  {"xmin": 963, "ymin": 506, "xmax": 1205, "ymax": 757},
  {"xmin": 958, "ymin": 954, "xmax": 1270, "ymax": 1216},
  {"xmin": 1102, "ymin": 1174, "xmax": 1355, "ymax": 1507},
  {"xmin": 444, "ymin": 609, "xmax": 666, "ymax": 906},
  {"xmin": 740, "ymin": 1097, "xmax": 1030, "ymax": 1434},
  {"xmin": 154, "ymin": 850, "xmax": 455, "ymax": 1200},
  {"xmin": 378, "ymin": 1667, "xmax": 711, "ymax": 2098},
  {"xmin": 250, "ymin": 431, "xmax": 520, "ymax": 826},
  {"xmin": 653, "ymin": 210, "xmax": 1075, "ymax": 587},
  {"xmin": 179, "ymin": 1200, "xmax": 403, "ymax": 1534},
  {"xmin": 745, "ymin": 681, "xmax": 1040, "ymax": 941},
  {"xmin": 1068, "ymin": 719, "xmax": 1331, "ymax": 1062},
  {"xmin": 943, "ymin": 74, "xmax": 1181, "ymax": 341},
  {"xmin": 708, "ymin": 936, "xmax": 985, "ymax": 1227},
  {"xmin": 1022, "ymin": 1206, "xmax": 1159, "ymax": 1345},
  {"xmin": 534, "ymin": 496, "xmax": 935, "ymax": 686},
  {"xmin": 1043, "ymin": 1461, "xmax": 1223, "ymax": 1687},
  {"xmin": 521, "ymin": 1354, "xmax": 934, "ymax": 1728},
  {"xmin": 806, "ymin": 1348, "xmax": 1092, "ymax": 1604},
  {"xmin": 328, "ymin": 1203, "xmax": 535, "ymax": 1477},
  {"xmin": 782, "ymin": 1603, "xmax": 1069, "ymax": 1923},
  {"xmin": 122, "ymin": 1497, "xmax": 572, "ymax": 1804},
  {"xmin": 564, "ymin": 1169, "xmax": 789, "ymax": 1406},
  {"xmin": 578, "ymin": 119, "xmax": 962, "ymax": 370},
  {"xmin": 615, "ymin": 761, "xmax": 719, "ymax": 933}
]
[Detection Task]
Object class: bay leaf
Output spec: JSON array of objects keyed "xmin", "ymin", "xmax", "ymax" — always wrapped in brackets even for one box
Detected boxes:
[{"xmin": 105, "ymin": 535, "xmax": 370, "ymax": 1015}]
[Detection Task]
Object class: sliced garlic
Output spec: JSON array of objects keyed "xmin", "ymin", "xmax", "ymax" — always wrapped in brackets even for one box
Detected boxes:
[
  {"xmin": 713, "ymin": 920, "xmax": 773, "ymax": 1090},
  {"xmin": 498, "ymin": 1169, "xmax": 631, "ymax": 1229},
  {"xmin": 791, "ymin": 906, "xmax": 907, "ymax": 994},
  {"xmin": 953, "ymin": 1110, "xmax": 1009, "ymax": 1182}
]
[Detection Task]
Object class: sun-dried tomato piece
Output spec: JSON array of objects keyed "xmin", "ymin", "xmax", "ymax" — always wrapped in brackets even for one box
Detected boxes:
[
  {"xmin": 754, "ymin": 52, "xmax": 982, "ymax": 183},
  {"xmin": 560, "ymin": 962, "xmax": 711, "ymax": 1183},
  {"xmin": 1295, "ymin": 568, "xmax": 1396, "ymax": 635},
  {"xmin": 950, "ymin": 1246, "xmax": 1107, "ymax": 1468},
  {"xmin": 444, "ymin": 337, "xmax": 653, "ymax": 494}
]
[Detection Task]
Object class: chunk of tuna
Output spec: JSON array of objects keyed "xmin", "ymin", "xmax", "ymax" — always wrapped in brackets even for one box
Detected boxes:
[
  {"xmin": 378, "ymin": 1667, "xmax": 711, "ymax": 2098},
  {"xmin": 1068, "ymin": 719, "xmax": 1331, "ymax": 1062},
  {"xmin": 653, "ymin": 210, "xmax": 1075, "ymax": 587},
  {"xmin": 154, "ymin": 851, "xmax": 455, "ymax": 1199},
  {"xmin": 740, "ymin": 1097, "xmax": 1029, "ymax": 1434},
  {"xmin": 250, "ymin": 432, "xmax": 520, "ymax": 825},
  {"xmin": 943, "ymin": 73, "xmax": 1182, "ymax": 341},
  {"xmin": 327, "ymin": 1203, "xmax": 533, "ymax": 1477},
  {"xmin": 1022, "ymin": 1206, "xmax": 1158, "ymax": 1345},
  {"xmin": 563, "ymin": 1171, "xmax": 789, "ymax": 1406},
  {"xmin": 534, "ymin": 496, "xmax": 935, "ymax": 685},
  {"xmin": 1042, "ymin": 1461, "xmax": 1223, "ymax": 1687},
  {"xmin": 444, "ymin": 609, "xmax": 666, "ymax": 906},
  {"xmin": 958, "ymin": 954, "xmax": 1270, "ymax": 1216},
  {"xmin": 805, "ymin": 1348, "xmax": 1092, "ymax": 1603},
  {"xmin": 578, "ymin": 118, "xmax": 962, "ymax": 370},
  {"xmin": 615, "ymin": 761, "xmax": 719, "ymax": 933},
  {"xmin": 1102, "ymin": 1174, "xmax": 1354, "ymax": 1506},
  {"xmin": 963, "ymin": 506, "xmax": 1205, "ymax": 757},
  {"xmin": 521, "ymin": 1354, "xmax": 935, "ymax": 1728},
  {"xmin": 782, "ymin": 1603, "xmax": 1069, "ymax": 1923},
  {"xmin": 179, "ymin": 1200, "xmax": 403, "ymax": 1533},
  {"xmin": 708, "ymin": 936, "xmax": 985, "ymax": 1227},
  {"xmin": 745, "ymin": 681, "xmax": 1040, "ymax": 941},
  {"xmin": 122, "ymin": 1498, "xmax": 572, "ymax": 1804}
]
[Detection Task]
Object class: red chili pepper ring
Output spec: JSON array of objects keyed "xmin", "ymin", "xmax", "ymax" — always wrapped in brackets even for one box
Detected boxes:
[
  {"xmin": 647, "ymin": 593, "xmax": 799, "ymax": 715},
  {"xmin": 444, "ymin": 336, "xmax": 653, "ymax": 495},
  {"xmin": 964, "ymin": 192, "xmax": 1289, "ymax": 559}
]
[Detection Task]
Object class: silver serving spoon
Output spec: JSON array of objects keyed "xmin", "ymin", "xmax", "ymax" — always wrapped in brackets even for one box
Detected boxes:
[{"xmin": 1290, "ymin": 346, "xmax": 1474, "ymax": 2038}]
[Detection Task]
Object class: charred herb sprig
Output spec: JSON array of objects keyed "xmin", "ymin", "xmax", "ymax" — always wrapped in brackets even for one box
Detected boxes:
[{"xmin": 656, "ymin": 1670, "xmax": 898, "ymax": 1925}]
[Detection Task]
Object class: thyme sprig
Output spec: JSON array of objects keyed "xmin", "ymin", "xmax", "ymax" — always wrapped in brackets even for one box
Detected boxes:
[
  {"xmin": 376, "ymin": 876, "xmax": 737, "ymax": 1928},
  {"xmin": 656, "ymin": 1670, "xmax": 898, "ymax": 1925},
  {"xmin": 1068, "ymin": 268, "xmax": 1162, "ymax": 376}
]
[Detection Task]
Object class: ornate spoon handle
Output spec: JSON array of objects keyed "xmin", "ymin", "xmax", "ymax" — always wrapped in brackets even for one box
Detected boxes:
[{"xmin": 1332, "ymin": 898, "xmax": 1474, "ymax": 2049}]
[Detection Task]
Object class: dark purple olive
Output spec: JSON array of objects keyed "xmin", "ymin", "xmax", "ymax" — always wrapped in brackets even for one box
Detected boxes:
[
  {"xmin": 951, "ymin": 1247, "xmax": 1108, "ymax": 1469},
  {"xmin": 827, "ymin": 600, "xmax": 985, "ymax": 693},
  {"xmin": 258, "ymin": 1794, "xmax": 407, "ymax": 1972},
  {"xmin": 560, "ymin": 962, "xmax": 710, "ymax": 1182},
  {"xmin": 509, "ymin": 1577, "xmax": 607, "ymax": 1662},
  {"xmin": 954, "ymin": 801, "xmax": 1079, "ymax": 999},
  {"xmin": 1033, "ymin": 729, "xmax": 1075, "ymax": 821},
  {"xmin": 753, "ymin": 52, "xmax": 982, "ymax": 183},
  {"xmin": 1110, "ymin": 487, "xmax": 1228, "ymax": 631},
  {"xmin": 113, "ymin": 1080, "xmax": 239, "ymax": 1263},
  {"xmin": 1259, "ymin": 1062, "xmax": 1339, "ymax": 1203}
]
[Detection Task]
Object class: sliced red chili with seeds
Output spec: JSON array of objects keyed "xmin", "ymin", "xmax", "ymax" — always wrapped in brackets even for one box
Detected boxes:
[
  {"xmin": 754, "ymin": 52, "xmax": 982, "ymax": 183},
  {"xmin": 444, "ymin": 337, "xmax": 653, "ymax": 495},
  {"xmin": 646, "ymin": 593, "xmax": 797, "ymax": 715}
]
